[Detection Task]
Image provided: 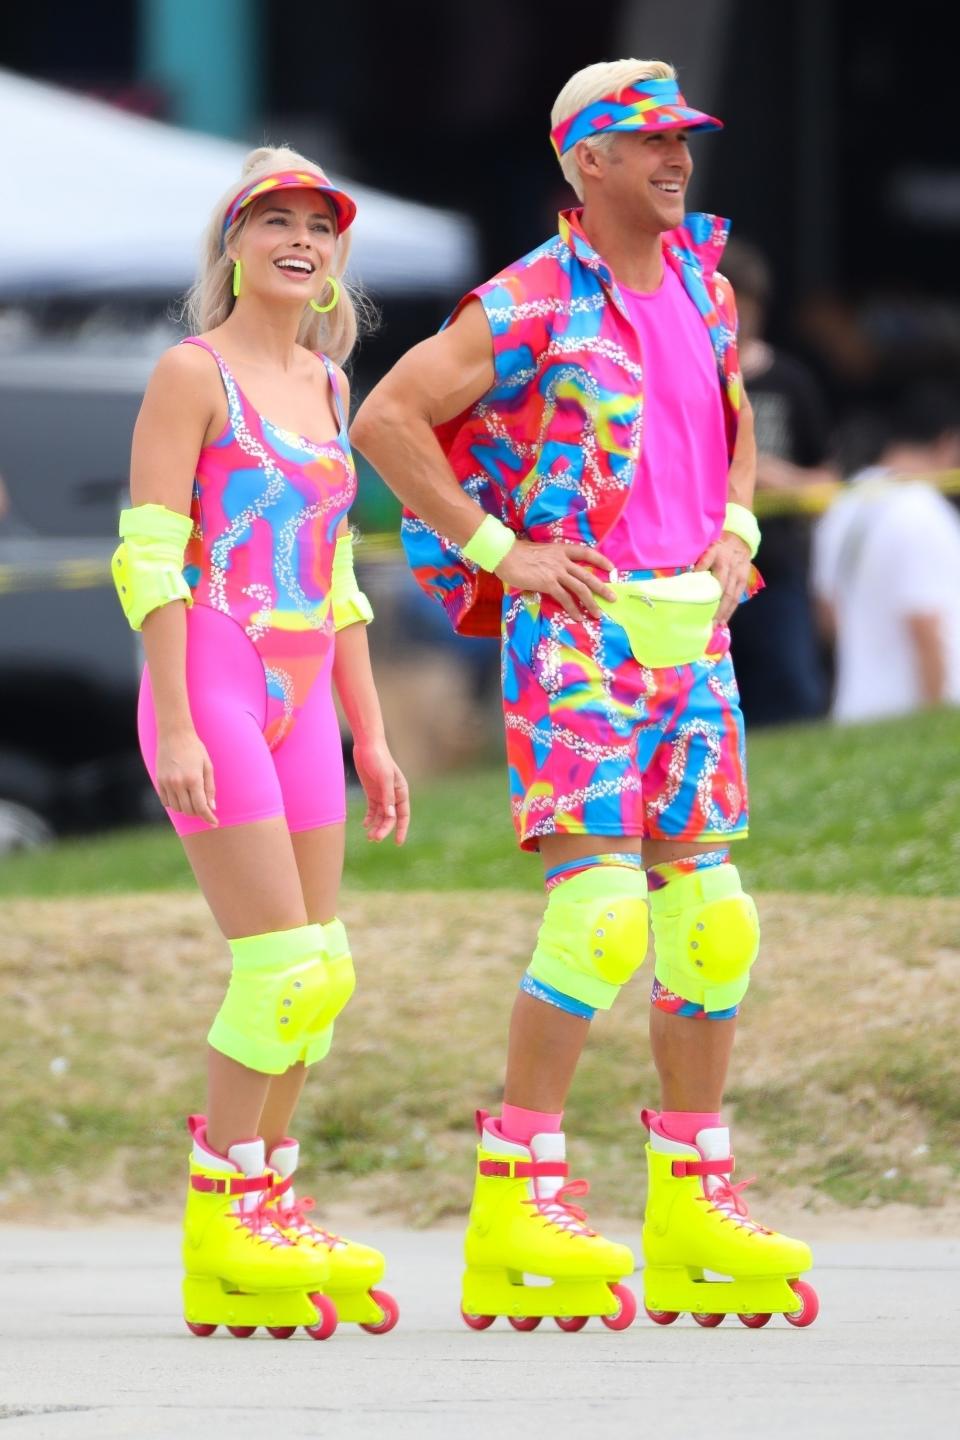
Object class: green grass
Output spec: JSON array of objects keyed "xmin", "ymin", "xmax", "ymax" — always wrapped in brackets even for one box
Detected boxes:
[
  {"xmin": 5, "ymin": 887, "xmax": 958, "ymax": 1218},
  {"xmin": 2, "ymin": 707, "xmax": 959, "ymax": 898}
]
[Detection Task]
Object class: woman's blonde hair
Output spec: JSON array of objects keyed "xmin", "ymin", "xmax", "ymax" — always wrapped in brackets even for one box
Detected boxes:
[
  {"xmin": 183, "ymin": 144, "xmax": 375, "ymax": 365},
  {"xmin": 551, "ymin": 59, "xmax": 677, "ymax": 199}
]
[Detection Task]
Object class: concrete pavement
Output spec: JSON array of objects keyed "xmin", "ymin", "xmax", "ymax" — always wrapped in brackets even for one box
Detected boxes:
[{"xmin": 0, "ymin": 1226, "xmax": 957, "ymax": 1439}]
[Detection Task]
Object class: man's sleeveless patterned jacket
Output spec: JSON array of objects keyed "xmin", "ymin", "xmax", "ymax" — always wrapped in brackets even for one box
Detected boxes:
[{"xmin": 400, "ymin": 207, "xmax": 742, "ymax": 637}]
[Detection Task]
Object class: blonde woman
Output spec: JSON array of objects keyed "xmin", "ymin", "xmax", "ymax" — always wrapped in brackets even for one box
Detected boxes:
[{"xmin": 114, "ymin": 147, "xmax": 407, "ymax": 1339}]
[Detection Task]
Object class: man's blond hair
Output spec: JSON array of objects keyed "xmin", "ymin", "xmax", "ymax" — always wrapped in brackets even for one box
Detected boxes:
[{"xmin": 551, "ymin": 59, "xmax": 677, "ymax": 199}]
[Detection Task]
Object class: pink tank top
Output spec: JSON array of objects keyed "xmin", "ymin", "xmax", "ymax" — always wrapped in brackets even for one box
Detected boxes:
[
  {"xmin": 181, "ymin": 337, "xmax": 356, "ymax": 749},
  {"xmin": 603, "ymin": 264, "xmax": 728, "ymax": 570}
]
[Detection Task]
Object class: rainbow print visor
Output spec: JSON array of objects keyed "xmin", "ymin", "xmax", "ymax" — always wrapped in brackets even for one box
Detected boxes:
[
  {"xmin": 222, "ymin": 169, "xmax": 357, "ymax": 241},
  {"xmin": 551, "ymin": 77, "xmax": 723, "ymax": 157}
]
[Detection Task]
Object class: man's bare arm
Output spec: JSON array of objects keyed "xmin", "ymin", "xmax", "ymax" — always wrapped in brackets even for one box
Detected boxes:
[
  {"xmin": 351, "ymin": 299, "xmax": 496, "ymax": 549},
  {"xmin": 726, "ymin": 393, "xmax": 757, "ymax": 511},
  {"xmin": 351, "ymin": 302, "xmax": 615, "ymax": 620}
]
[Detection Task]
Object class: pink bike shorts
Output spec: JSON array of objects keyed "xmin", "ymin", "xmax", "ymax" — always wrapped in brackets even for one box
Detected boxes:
[{"xmin": 138, "ymin": 604, "xmax": 346, "ymax": 837}]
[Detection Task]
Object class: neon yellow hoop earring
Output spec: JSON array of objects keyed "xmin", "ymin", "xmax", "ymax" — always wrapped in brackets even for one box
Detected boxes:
[
  {"xmin": 232, "ymin": 260, "xmax": 242, "ymax": 298},
  {"xmin": 310, "ymin": 276, "xmax": 340, "ymax": 314}
]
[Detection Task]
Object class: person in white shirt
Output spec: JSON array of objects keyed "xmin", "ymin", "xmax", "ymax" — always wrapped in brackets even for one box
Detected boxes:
[{"xmin": 812, "ymin": 383, "xmax": 960, "ymax": 723}]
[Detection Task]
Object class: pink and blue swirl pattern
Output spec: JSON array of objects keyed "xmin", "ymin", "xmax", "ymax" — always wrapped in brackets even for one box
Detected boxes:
[{"xmin": 181, "ymin": 337, "xmax": 356, "ymax": 750}]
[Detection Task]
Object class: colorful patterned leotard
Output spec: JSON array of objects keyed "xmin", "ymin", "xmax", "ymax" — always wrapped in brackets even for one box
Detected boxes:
[{"xmin": 181, "ymin": 336, "xmax": 356, "ymax": 749}]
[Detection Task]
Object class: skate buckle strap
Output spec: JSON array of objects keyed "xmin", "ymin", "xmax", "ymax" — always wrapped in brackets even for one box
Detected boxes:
[
  {"xmin": 479, "ymin": 1158, "xmax": 569, "ymax": 1180},
  {"xmin": 190, "ymin": 1172, "xmax": 271, "ymax": 1196},
  {"xmin": 267, "ymin": 1173, "xmax": 295, "ymax": 1201},
  {"xmin": 671, "ymin": 1156, "xmax": 734, "ymax": 1179}
]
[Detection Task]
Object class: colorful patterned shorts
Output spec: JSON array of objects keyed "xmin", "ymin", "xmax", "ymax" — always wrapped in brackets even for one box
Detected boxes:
[{"xmin": 502, "ymin": 593, "xmax": 749, "ymax": 852}]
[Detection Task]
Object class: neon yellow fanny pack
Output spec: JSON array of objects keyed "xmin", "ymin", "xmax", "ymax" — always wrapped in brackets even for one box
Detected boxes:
[{"xmin": 595, "ymin": 571, "xmax": 722, "ymax": 668}]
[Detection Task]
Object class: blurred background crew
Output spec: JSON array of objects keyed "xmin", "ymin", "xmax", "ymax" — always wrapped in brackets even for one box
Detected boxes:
[
  {"xmin": 812, "ymin": 382, "xmax": 960, "ymax": 723},
  {"xmin": 724, "ymin": 237, "xmax": 837, "ymax": 725}
]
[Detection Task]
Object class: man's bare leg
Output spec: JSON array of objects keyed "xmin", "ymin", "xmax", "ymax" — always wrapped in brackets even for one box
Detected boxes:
[
  {"xmin": 503, "ymin": 833, "xmax": 645, "ymax": 1110},
  {"xmin": 642, "ymin": 839, "xmax": 738, "ymax": 1113}
]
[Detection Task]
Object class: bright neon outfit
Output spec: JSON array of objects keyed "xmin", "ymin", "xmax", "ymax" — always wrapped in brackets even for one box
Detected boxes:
[
  {"xmin": 138, "ymin": 338, "xmax": 355, "ymax": 835},
  {"xmin": 400, "ymin": 210, "xmax": 752, "ymax": 852},
  {"xmin": 401, "ymin": 208, "xmax": 744, "ymax": 638}
]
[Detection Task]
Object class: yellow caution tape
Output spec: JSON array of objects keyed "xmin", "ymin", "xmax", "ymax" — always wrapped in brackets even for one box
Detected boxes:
[{"xmin": 3, "ymin": 469, "xmax": 959, "ymax": 591}]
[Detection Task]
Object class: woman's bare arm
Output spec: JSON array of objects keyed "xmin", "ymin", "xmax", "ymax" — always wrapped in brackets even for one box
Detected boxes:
[{"xmin": 129, "ymin": 345, "xmax": 219, "ymax": 821}]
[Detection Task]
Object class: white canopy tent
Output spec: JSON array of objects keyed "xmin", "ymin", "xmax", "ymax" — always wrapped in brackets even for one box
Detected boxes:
[{"xmin": 0, "ymin": 67, "xmax": 478, "ymax": 298}]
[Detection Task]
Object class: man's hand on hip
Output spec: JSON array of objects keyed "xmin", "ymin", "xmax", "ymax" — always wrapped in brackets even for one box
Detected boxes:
[
  {"xmin": 495, "ymin": 540, "xmax": 616, "ymax": 620},
  {"xmin": 695, "ymin": 532, "xmax": 752, "ymax": 625}
]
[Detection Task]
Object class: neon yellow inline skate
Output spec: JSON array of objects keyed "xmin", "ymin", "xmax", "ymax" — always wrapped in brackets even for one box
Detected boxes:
[
  {"xmin": 461, "ymin": 1111, "xmax": 637, "ymax": 1332},
  {"xmin": 641, "ymin": 1109, "xmax": 819, "ymax": 1329},
  {"xmin": 266, "ymin": 1139, "xmax": 399, "ymax": 1334},
  {"xmin": 181, "ymin": 1116, "xmax": 338, "ymax": 1341}
]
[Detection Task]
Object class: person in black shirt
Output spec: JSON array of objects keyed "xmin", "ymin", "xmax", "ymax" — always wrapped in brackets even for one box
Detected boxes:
[{"xmin": 724, "ymin": 239, "xmax": 837, "ymax": 724}]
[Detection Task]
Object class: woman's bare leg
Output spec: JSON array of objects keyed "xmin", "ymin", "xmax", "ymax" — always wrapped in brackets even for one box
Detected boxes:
[
  {"xmin": 258, "ymin": 822, "xmax": 346, "ymax": 1152},
  {"xmin": 182, "ymin": 817, "xmax": 309, "ymax": 1155}
]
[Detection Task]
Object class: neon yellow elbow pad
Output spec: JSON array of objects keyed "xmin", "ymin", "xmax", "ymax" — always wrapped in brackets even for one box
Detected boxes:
[
  {"xmin": 112, "ymin": 503, "xmax": 194, "ymax": 631},
  {"xmin": 331, "ymin": 532, "xmax": 374, "ymax": 631}
]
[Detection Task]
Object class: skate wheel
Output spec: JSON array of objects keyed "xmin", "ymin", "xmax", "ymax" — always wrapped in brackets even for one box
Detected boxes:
[
  {"xmin": 508, "ymin": 1315, "xmax": 541, "ymax": 1331},
  {"xmin": 645, "ymin": 1306, "xmax": 679, "ymax": 1325},
  {"xmin": 305, "ymin": 1292, "xmax": 338, "ymax": 1340},
  {"xmin": 360, "ymin": 1289, "xmax": 400, "ymax": 1335},
  {"xmin": 784, "ymin": 1279, "xmax": 819, "ymax": 1328},
  {"xmin": 738, "ymin": 1312, "xmax": 772, "ymax": 1328},
  {"xmin": 267, "ymin": 1326, "xmax": 296, "ymax": 1339},
  {"xmin": 555, "ymin": 1314, "xmax": 588, "ymax": 1332},
  {"xmin": 226, "ymin": 1325, "xmax": 256, "ymax": 1338},
  {"xmin": 692, "ymin": 1312, "xmax": 724, "ymax": 1328},
  {"xmin": 601, "ymin": 1282, "xmax": 637, "ymax": 1332},
  {"xmin": 186, "ymin": 1321, "xmax": 217, "ymax": 1337},
  {"xmin": 461, "ymin": 1306, "xmax": 495, "ymax": 1330}
]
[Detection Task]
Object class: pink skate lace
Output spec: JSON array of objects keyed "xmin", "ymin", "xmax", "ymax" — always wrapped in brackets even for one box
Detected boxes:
[
  {"xmin": 697, "ymin": 1174, "xmax": 771, "ymax": 1234},
  {"xmin": 525, "ymin": 1177, "xmax": 598, "ymax": 1237},
  {"xmin": 237, "ymin": 1190, "xmax": 296, "ymax": 1249},
  {"xmin": 269, "ymin": 1173, "xmax": 346, "ymax": 1250}
]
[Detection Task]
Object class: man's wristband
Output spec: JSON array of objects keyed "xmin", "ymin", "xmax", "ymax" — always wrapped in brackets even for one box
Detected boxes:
[
  {"xmin": 461, "ymin": 513, "xmax": 517, "ymax": 572},
  {"xmin": 723, "ymin": 502, "xmax": 761, "ymax": 559}
]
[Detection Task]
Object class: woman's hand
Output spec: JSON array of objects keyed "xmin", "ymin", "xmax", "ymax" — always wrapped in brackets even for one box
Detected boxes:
[
  {"xmin": 495, "ymin": 540, "xmax": 616, "ymax": 620},
  {"xmin": 695, "ymin": 532, "xmax": 753, "ymax": 625},
  {"xmin": 155, "ymin": 725, "xmax": 217, "ymax": 825},
  {"xmin": 353, "ymin": 737, "xmax": 410, "ymax": 844}
]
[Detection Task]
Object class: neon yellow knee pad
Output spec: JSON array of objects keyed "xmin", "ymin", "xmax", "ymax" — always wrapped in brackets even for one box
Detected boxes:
[
  {"xmin": 650, "ymin": 862, "xmax": 759, "ymax": 1013},
  {"xmin": 526, "ymin": 865, "xmax": 649, "ymax": 1011},
  {"xmin": 207, "ymin": 920, "xmax": 356, "ymax": 1074}
]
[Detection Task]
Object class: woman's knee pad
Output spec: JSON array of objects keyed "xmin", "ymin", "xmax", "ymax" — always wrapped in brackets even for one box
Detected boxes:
[
  {"xmin": 526, "ymin": 864, "xmax": 649, "ymax": 1012},
  {"xmin": 650, "ymin": 862, "xmax": 759, "ymax": 1014},
  {"xmin": 207, "ymin": 920, "xmax": 356, "ymax": 1074}
]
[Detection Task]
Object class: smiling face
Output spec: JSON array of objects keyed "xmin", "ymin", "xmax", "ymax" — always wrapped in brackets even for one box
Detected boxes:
[
  {"xmin": 229, "ymin": 188, "xmax": 338, "ymax": 307},
  {"xmin": 578, "ymin": 127, "xmax": 693, "ymax": 235}
]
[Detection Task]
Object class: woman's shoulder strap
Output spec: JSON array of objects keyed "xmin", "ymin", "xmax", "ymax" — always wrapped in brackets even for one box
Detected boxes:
[{"xmin": 316, "ymin": 352, "xmax": 347, "ymax": 431}]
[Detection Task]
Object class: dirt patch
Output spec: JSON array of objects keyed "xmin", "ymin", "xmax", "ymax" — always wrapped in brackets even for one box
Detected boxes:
[{"xmin": 3, "ymin": 889, "xmax": 959, "ymax": 1228}]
